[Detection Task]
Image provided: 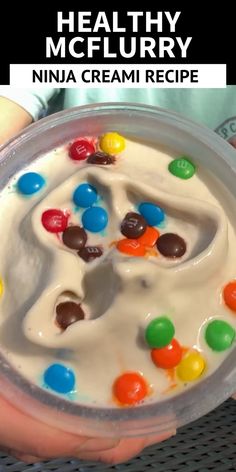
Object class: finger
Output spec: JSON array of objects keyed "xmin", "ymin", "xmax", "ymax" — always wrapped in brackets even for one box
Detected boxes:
[
  {"xmin": 0, "ymin": 436, "xmax": 120, "ymax": 462},
  {"xmin": 0, "ymin": 446, "xmax": 46, "ymax": 463},
  {"xmin": 7, "ymin": 451, "xmax": 46, "ymax": 464},
  {"xmin": 0, "ymin": 395, "xmax": 100, "ymax": 458},
  {"xmin": 75, "ymin": 437, "xmax": 120, "ymax": 453},
  {"xmin": 77, "ymin": 431, "xmax": 175, "ymax": 465},
  {"xmin": 0, "ymin": 394, "xmax": 174, "ymax": 461}
]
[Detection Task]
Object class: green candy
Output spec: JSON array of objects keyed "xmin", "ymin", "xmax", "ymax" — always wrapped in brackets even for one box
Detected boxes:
[
  {"xmin": 145, "ymin": 316, "xmax": 175, "ymax": 348},
  {"xmin": 168, "ymin": 157, "xmax": 196, "ymax": 180},
  {"xmin": 205, "ymin": 320, "xmax": 235, "ymax": 352}
]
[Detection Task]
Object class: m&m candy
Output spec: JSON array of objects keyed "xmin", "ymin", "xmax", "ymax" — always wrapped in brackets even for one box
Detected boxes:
[
  {"xmin": 17, "ymin": 172, "xmax": 45, "ymax": 195},
  {"xmin": 138, "ymin": 202, "xmax": 165, "ymax": 226},
  {"xmin": 99, "ymin": 132, "xmax": 125, "ymax": 154},
  {"xmin": 78, "ymin": 246, "xmax": 103, "ymax": 262},
  {"xmin": 69, "ymin": 139, "xmax": 95, "ymax": 161},
  {"xmin": 223, "ymin": 281, "xmax": 236, "ymax": 312},
  {"xmin": 73, "ymin": 183, "xmax": 98, "ymax": 208},
  {"xmin": 145, "ymin": 317, "xmax": 175, "ymax": 349},
  {"xmin": 56, "ymin": 302, "xmax": 85, "ymax": 330},
  {"xmin": 62, "ymin": 226, "xmax": 87, "ymax": 250},
  {"xmin": 82, "ymin": 207, "xmax": 108, "ymax": 232},
  {"xmin": 177, "ymin": 351, "xmax": 205, "ymax": 382},
  {"xmin": 120, "ymin": 212, "xmax": 147, "ymax": 239},
  {"xmin": 43, "ymin": 363, "xmax": 75, "ymax": 394},
  {"xmin": 156, "ymin": 233, "xmax": 186, "ymax": 258},
  {"xmin": 205, "ymin": 319, "xmax": 235, "ymax": 352},
  {"xmin": 113, "ymin": 372, "xmax": 148, "ymax": 405},
  {"xmin": 137, "ymin": 226, "xmax": 160, "ymax": 247},
  {"xmin": 116, "ymin": 239, "xmax": 146, "ymax": 257},
  {"xmin": 42, "ymin": 209, "xmax": 68, "ymax": 233},
  {"xmin": 151, "ymin": 339, "xmax": 182, "ymax": 369},
  {"xmin": 0, "ymin": 278, "xmax": 3, "ymax": 297},
  {"xmin": 87, "ymin": 152, "xmax": 114, "ymax": 165},
  {"xmin": 168, "ymin": 157, "xmax": 196, "ymax": 180}
]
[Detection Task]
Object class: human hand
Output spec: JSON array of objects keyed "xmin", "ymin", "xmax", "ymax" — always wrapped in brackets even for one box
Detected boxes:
[
  {"xmin": 0, "ymin": 97, "xmax": 32, "ymax": 146},
  {"xmin": 0, "ymin": 395, "xmax": 174, "ymax": 464}
]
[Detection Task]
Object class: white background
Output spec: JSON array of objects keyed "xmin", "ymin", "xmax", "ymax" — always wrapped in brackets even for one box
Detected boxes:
[{"xmin": 10, "ymin": 64, "xmax": 226, "ymax": 88}]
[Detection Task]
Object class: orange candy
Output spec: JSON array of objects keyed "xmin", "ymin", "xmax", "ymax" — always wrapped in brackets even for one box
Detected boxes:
[
  {"xmin": 116, "ymin": 239, "xmax": 146, "ymax": 256},
  {"xmin": 113, "ymin": 372, "xmax": 148, "ymax": 405},
  {"xmin": 151, "ymin": 339, "xmax": 183, "ymax": 369},
  {"xmin": 223, "ymin": 281, "xmax": 236, "ymax": 312},
  {"xmin": 137, "ymin": 226, "xmax": 160, "ymax": 247}
]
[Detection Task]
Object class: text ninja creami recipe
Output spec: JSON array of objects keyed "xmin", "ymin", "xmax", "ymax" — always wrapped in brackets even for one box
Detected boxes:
[{"xmin": 32, "ymin": 68, "xmax": 199, "ymax": 84}]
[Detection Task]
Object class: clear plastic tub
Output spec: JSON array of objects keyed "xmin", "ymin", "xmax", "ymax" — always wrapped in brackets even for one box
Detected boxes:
[{"xmin": 0, "ymin": 103, "xmax": 236, "ymax": 438}]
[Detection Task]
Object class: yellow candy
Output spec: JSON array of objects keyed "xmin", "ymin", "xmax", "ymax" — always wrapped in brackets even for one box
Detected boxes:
[
  {"xmin": 0, "ymin": 278, "xmax": 3, "ymax": 297},
  {"xmin": 100, "ymin": 132, "xmax": 125, "ymax": 154},
  {"xmin": 177, "ymin": 351, "xmax": 206, "ymax": 382}
]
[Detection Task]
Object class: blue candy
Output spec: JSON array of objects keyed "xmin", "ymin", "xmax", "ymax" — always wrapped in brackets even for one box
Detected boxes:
[
  {"xmin": 17, "ymin": 172, "xmax": 45, "ymax": 195},
  {"xmin": 73, "ymin": 183, "xmax": 97, "ymax": 208},
  {"xmin": 82, "ymin": 206, "xmax": 108, "ymax": 232},
  {"xmin": 138, "ymin": 202, "xmax": 165, "ymax": 226},
  {"xmin": 43, "ymin": 363, "xmax": 75, "ymax": 394}
]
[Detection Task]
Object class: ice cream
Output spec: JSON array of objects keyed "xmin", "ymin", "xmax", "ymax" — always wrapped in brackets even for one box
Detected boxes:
[{"xmin": 0, "ymin": 132, "xmax": 235, "ymax": 407}]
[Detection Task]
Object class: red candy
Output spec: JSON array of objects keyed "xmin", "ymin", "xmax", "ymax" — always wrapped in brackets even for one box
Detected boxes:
[
  {"xmin": 223, "ymin": 281, "xmax": 236, "ymax": 312},
  {"xmin": 69, "ymin": 139, "xmax": 95, "ymax": 161},
  {"xmin": 151, "ymin": 339, "xmax": 183, "ymax": 369},
  {"xmin": 42, "ymin": 209, "xmax": 68, "ymax": 233},
  {"xmin": 113, "ymin": 372, "xmax": 148, "ymax": 405}
]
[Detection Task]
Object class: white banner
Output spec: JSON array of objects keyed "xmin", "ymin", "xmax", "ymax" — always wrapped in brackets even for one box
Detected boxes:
[{"xmin": 9, "ymin": 64, "xmax": 226, "ymax": 88}]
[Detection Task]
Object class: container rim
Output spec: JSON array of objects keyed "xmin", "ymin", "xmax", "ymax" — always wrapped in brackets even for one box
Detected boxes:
[{"xmin": 0, "ymin": 102, "xmax": 236, "ymax": 436}]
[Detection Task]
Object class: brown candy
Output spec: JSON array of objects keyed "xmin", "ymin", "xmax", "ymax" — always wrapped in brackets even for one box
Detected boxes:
[
  {"xmin": 78, "ymin": 246, "xmax": 103, "ymax": 262},
  {"xmin": 121, "ymin": 212, "xmax": 147, "ymax": 239},
  {"xmin": 56, "ymin": 301, "xmax": 85, "ymax": 330},
  {"xmin": 156, "ymin": 233, "xmax": 186, "ymax": 258},
  {"xmin": 87, "ymin": 152, "xmax": 115, "ymax": 165},
  {"xmin": 62, "ymin": 226, "xmax": 87, "ymax": 250}
]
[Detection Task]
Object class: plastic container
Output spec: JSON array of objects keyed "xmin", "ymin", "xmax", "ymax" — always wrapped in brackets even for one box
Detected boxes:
[{"xmin": 0, "ymin": 103, "xmax": 236, "ymax": 438}]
